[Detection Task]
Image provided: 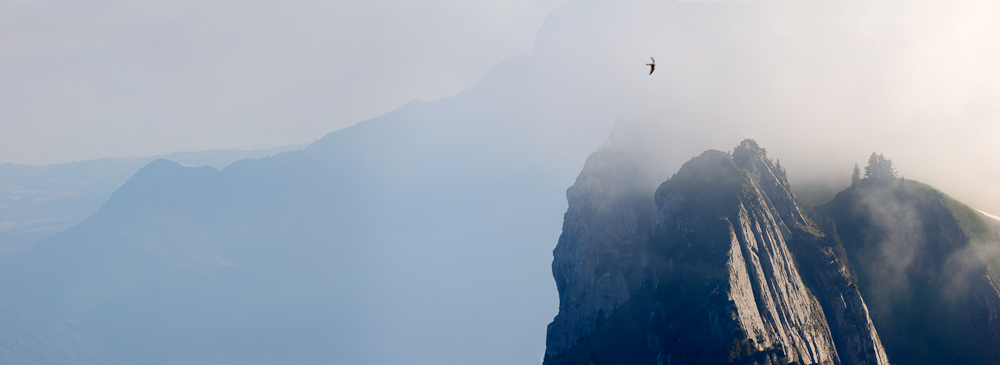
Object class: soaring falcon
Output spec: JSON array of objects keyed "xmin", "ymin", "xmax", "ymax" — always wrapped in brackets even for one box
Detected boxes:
[{"xmin": 646, "ymin": 57, "xmax": 656, "ymax": 75}]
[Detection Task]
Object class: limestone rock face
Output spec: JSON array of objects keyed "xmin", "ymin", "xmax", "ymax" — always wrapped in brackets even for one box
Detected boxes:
[
  {"xmin": 545, "ymin": 139, "xmax": 889, "ymax": 364},
  {"xmin": 834, "ymin": 285, "xmax": 890, "ymax": 365},
  {"xmin": 788, "ymin": 234, "xmax": 889, "ymax": 365},
  {"xmin": 734, "ymin": 141, "xmax": 889, "ymax": 365},
  {"xmin": 731, "ymin": 140, "xmax": 805, "ymax": 229},
  {"xmin": 545, "ymin": 144, "xmax": 660, "ymax": 358},
  {"xmin": 649, "ymin": 149, "xmax": 837, "ymax": 364}
]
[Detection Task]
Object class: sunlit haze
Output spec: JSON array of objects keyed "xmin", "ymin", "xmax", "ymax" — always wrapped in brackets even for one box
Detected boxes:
[
  {"xmin": 1, "ymin": 0, "xmax": 568, "ymax": 165},
  {"xmin": 3, "ymin": 1, "xmax": 1000, "ymax": 364}
]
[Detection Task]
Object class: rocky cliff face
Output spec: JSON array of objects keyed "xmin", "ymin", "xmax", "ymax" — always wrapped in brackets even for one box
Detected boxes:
[
  {"xmin": 730, "ymin": 141, "xmax": 889, "ymax": 365},
  {"xmin": 785, "ymin": 234, "xmax": 890, "ymax": 365},
  {"xmin": 546, "ymin": 139, "xmax": 890, "ymax": 364},
  {"xmin": 730, "ymin": 141, "xmax": 805, "ymax": 230},
  {"xmin": 545, "ymin": 143, "xmax": 661, "ymax": 358},
  {"xmin": 645, "ymin": 146, "xmax": 837, "ymax": 364}
]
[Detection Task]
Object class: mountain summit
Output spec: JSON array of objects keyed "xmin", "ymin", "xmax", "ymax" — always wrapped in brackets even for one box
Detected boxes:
[
  {"xmin": 546, "ymin": 137, "xmax": 1000, "ymax": 364},
  {"xmin": 547, "ymin": 139, "xmax": 878, "ymax": 364}
]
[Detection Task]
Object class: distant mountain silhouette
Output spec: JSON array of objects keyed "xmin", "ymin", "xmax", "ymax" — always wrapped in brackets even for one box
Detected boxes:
[
  {"xmin": 0, "ymin": 146, "xmax": 301, "ymax": 255},
  {"xmin": 0, "ymin": 53, "xmax": 618, "ymax": 363}
]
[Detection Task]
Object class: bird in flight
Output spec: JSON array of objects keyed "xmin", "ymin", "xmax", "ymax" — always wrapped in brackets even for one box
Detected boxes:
[{"xmin": 646, "ymin": 57, "xmax": 656, "ymax": 75}]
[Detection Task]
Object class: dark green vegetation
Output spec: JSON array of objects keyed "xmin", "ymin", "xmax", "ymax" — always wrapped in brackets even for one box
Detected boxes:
[{"xmin": 819, "ymin": 177, "xmax": 1000, "ymax": 364}]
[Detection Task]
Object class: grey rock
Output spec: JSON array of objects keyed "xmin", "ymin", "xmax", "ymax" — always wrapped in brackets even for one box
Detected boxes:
[
  {"xmin": 546, "ymin": 138, "xmax": 891, "ymax": 364},
  {"xmin": 546, "ymin": 143, "xmax": 660, "ymax": 358},
  {"xmin": 651, "ymin": 149, "xmax": 837, "ymax": 364}
]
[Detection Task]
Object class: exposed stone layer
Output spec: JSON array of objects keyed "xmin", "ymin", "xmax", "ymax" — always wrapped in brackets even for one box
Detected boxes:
[
  {"xmin": 649, "ymin": 150, "xmax": 837, "ymax": 364},
  {"xmin": 735, "ymin": 142, "xmax": 889, "ymax": 365},
  {"xmin": 545, "ymin": 145, "xmax": 659, "ymax": 358},
  {"xmin": 546, "ymin": 139, "xmax": 891, "ymax": 364}
]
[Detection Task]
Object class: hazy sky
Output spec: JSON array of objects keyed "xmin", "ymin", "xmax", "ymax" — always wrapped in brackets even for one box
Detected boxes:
[
  {"xmin": 4, "ymin": 1, "xmax": 1000, "ymax": 363},
  {"xmin": 521, "ymin": 0, "xmax": 1000, "ymax": 215},
  {"xmin": 0, "ymin": 0, "xmax": 568, "ymax": 165},
  {"xmin": 3, "ymin": 0, "xmax": 999, "ymax": 208}
]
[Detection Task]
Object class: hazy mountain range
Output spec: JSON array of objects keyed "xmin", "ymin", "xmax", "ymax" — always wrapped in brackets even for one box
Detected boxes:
[
  {"xmin": 4, "ymin": 0, "xmax": 1000, "ymax": 364},
  {"xmin": 0, "ymin": 146, "xmax": 303, "ymax": 256}
]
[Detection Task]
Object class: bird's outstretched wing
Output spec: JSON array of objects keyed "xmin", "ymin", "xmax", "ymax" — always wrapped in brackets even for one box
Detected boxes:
[
  {"xmin": 649, "ymin": 64, "xmax": 655, "ymax": 75},
  {"xmin": 650, "ymin": 57, "xmax": 655, "ymax": 63}
]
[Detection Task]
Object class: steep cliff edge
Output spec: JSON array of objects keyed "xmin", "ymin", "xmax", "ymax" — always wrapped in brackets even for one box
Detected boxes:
[
  {"xmin": 546, "ymin": 135, "xmax": 1000, "ymax": 364},
  {"xmin": 545, "ymin": 140, "xmax": 891, "ymax": 364},
  {"xmin": 545, "ymin": 143, "xmax": 661, "ymax": 358},
  {"xmin": 782, "ymin": 225, "xmax": 889, "ymax": 365},
  {"xmin": 645, "ymin": 148, "xmax": 838, "ymax": 364}
]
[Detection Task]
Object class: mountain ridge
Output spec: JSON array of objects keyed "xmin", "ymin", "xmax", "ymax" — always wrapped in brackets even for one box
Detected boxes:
[{"xmin": 544, "ymin": 137, "xmax": 1000, "ymax": 364}]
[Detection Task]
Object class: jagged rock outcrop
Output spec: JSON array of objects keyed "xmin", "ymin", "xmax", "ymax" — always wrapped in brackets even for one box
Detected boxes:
[
  {"xmin": 646, "ymin": 148, "xmax": 837, "ymax": 364},
  {"xmin": 731, "ymin": 140, "xmax": 805, "ymax": 229},
  {"xmin": 545, "ymin": 143, "xmax": 661, "ymax": 358},
  {"xmin": 785, "ymin": 231, "xmax": 889, "ymax": 365},
  {"xmin": 546, "ymin": 139, "xmax": 891, "ymax": 364},
  {"xmin": 734, "ymin": 141, "xmax": 888, "ymax": 365}
]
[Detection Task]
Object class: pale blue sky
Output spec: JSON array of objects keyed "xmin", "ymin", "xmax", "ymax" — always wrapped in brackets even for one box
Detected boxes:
[
  {"xmin": 2, "ymin": 0, "xmax": 1000, "ymax": 212},
  {"xmin": 0, "ymin": 0, "xmax": 568, "ymax": 165}
]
